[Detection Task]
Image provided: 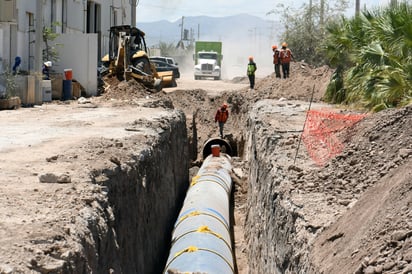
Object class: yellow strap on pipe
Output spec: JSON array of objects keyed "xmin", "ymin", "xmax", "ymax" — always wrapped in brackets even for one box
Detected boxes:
[
  {"xmin": 190, "ymin": 175, "xmax": 200, "ymax": 186},
  {"xmin": 197, "ymin": 225, "xmax": 211, "ymax": 233},
  {"xmin": 175, "ymin": 211, "xmax": 229, "ymax": 231},
  {"xmin": 197, "ymin": 225, "xmax": 223, "ymax": 240},
  {"xmin": 171, "ymin": 226, "xmax": 230, "ymax": 253},
  {"xmin": 164, "ymin": 245, "xmax": 234, "ymax": 273},
  {"xmin": 174, "ymin": 246, "xmax": 199, "ymax": 257},
  {"xmin": 195, "ymin": 172, "xmax": 230, "ymax": 193},
  {"xmin": 179, "ymin": 211, "xmax": 200, "ymax": 222}
]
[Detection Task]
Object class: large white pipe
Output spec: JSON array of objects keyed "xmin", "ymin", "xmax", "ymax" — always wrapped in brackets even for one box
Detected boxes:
[{"xmin": 164, "ymin": 152, "xmax": 234, "ymax": 274}]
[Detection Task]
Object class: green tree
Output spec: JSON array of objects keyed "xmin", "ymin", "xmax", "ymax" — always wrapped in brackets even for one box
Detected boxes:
[
  {"xmin": 323, "ymin": 3, "xmax": 412, "ymax": 111},
  {"xmin": 269, "ymin": 0, "xmax": 349, "ymax": 66},
  {"xmin": 158, "ymin": 42, "xmax": 178, "ymax": 57},
  {"xmin": 0, "ymin": 65, "xmax": 17, "ymax": 99},
  {"xmin": 43, "ymin": 22, "xmax": 62, "ymax": 63}
]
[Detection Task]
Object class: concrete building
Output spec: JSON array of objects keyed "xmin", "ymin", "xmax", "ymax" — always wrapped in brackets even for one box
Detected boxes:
[{"xmin": 0, "ymin": 0, "xmax": 135, "ymax": 97}]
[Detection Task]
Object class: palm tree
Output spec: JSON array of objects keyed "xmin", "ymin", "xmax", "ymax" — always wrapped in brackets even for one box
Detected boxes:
[{"xmin": 323, "ymin": 3, "xmax": 412, "ymax": 111}]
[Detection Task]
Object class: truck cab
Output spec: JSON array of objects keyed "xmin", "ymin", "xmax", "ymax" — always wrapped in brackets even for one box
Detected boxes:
[
  {"xmin": 194, "ymin": 51, "xmax": 221, "ymax": 80},
  {"xmin": 193, "ymin": 41, "xmax": 223, "ymax": 80}
]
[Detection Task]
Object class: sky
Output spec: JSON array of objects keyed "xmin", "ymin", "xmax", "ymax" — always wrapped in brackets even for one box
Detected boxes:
[{"xmin": 136, "ymin": 0, "xmax": 391, "ymax": 23}]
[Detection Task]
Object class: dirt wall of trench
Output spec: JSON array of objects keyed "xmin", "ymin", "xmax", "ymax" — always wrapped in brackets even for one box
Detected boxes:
[
  {"xmin": 85, "ymin": 110, "xmax": 190, "ymax": 273},
  {"xmin": 244, "ymin": 100, "xmax": 412, "ymax": 274},
  {"xmin": 0, "ymin": 107, "xmax": 190, "ymax": 274},
  {"xmin": 244, "ymin": 99, "xmax": 315, "ymax": 274}
]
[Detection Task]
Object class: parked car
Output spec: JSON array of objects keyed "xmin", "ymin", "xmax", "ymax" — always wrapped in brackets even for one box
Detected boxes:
[
  {"xmin": 150, "ymin": 56, "xmax": 178, "ymax": 66},
  {"xmin": 150, "ymin": 59, "xmax": 180, "ymax": 79}
]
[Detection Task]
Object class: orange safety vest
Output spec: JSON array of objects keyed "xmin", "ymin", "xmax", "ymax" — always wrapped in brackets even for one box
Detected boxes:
[
  {"xmin": 280, "ymin": 48, "xmax": 292, "ymax": 63},
  {"xmin": 215, "ymin": 108, "xmax": 229, "ymax": 123}
]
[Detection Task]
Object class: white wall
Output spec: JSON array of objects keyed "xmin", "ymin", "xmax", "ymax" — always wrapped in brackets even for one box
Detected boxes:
[
  {"xmin": 54, "ymin": 33, "xmax": 98, "ymax": 96},
  {"xmin": 1, "ymin": 0, "xmax": 133, "ymax": 96},
  {"xmin": 0, "ymin": 25, "xmax": 11, "ymax": 69}
]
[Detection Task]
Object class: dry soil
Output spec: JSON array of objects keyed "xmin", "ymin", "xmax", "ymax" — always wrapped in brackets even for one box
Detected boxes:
[{"xmin": 0, "ymin": 62, "xmax": 411, "ymax": 274}]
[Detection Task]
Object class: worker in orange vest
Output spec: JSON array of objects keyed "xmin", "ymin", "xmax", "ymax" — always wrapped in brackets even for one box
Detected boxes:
[
  {"xmin": 215, "ymin": 103, "xmax": 229, "ymax": 138},
  {"xmin": 272, "ymin": 45, "xmax": 281, "ymax": 78},
  {"xmin": 279, "ymin": 42, "xmax": 294, "ymax": 78}
]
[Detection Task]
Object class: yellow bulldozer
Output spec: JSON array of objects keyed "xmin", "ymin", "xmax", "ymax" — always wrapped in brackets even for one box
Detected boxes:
[{"xmin": 101, "ymin": 25, "xmax": 176, "ymax": 91}]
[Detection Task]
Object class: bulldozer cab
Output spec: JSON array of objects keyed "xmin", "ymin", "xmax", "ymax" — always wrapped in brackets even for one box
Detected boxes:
[
  {"xmin": 108, "ymin": 25, "xmax": 147, "ymax": 60},
  {"xmin": 103, "ymin": 25, "xmax": 175, "ymax": 90}
]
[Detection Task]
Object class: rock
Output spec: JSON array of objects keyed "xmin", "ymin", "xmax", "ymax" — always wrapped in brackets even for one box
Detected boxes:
[
  {"xmin": 283, "ymin": 138, "xmax": 295, "ymax": 145},
  {"xmin": 288, "ymin": 165, "xmax": 303, "ymax": 173},
  {"xmin": 383, "ymin": 261, "xmax": 396, "ymax": 271},
  {"xmin": 364, "ymin": 266, "xmax": 375, "ymax": 274},
  {"xmin": 0, "ymin": 264, "xmax": 14, "ymax": 274},
  {"xmin": 403, "ymin": 264, "xmax": 412, "ymax": 273},
  {"xmin": 398, "ymin": 148, "xmax": 412, "ymax": 158},
  {"xmin": 57, "ymin": 174, "xmax": 71, "ymax": 184},
  {"xmin": 233, "ymin": 168, "xmax": 244, "ymax": 179},
  {"xmin": 354, "ymin": 264, "xmax": 363, "ymax": 274},
  {"xmin": 39, "ymin": 258, "xmax": 66, "ymax": 272},
  {"xmin": 403, "ymin": 249, "xmax": 412, "ymax": 262},
  {"xmin": 78, "ymin": 97, "xmax": 91, "ymax": 104},
  {"xmin": 391, "ymin": 230, "xmax": 410, "ymax": 241},
  {"xmin": 39, "ymin": 173, "xmax": 71, "ymax": 184},
  {"xmin": 338, "ymin": 199, "xmax": 351, "ymax": 206},
  {"xmin": 374, "ymin": 265, "xmax": 383, "ymax": 273},
  {"xmin": 39, "ymin": 173, "xmax": 58, "ymax": 183},
  {"xmin": 46, "ymin": 155, "xmax": 59, "ymax": 162}
]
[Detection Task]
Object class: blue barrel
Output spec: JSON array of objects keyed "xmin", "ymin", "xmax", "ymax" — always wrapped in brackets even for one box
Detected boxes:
[{"xmin": 62, "ymin": 80, "xmax": 72, "ymax": 100}]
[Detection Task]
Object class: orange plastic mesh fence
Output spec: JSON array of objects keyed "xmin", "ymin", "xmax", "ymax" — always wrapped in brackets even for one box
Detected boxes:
[{"xmin": 302, "ymin": 109, "xmax": 367, "ymax": 166}]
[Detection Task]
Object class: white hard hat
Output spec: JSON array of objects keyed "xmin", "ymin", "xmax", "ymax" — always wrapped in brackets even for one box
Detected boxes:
[{"xmin": 44, "ymin": 61, "xmax": 52, "ymax": 67}]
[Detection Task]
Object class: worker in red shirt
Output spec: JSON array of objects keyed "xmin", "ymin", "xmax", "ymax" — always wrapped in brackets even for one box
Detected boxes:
[
  {"xmin": 272, "ymin": 45, "xmax": 281, "ymax": 78},
  {"xmin": 215, "ymin": 103, "xmax": 229, "ymax": 138},
  {"xmin": 279, "ymin": 42, "xmax": 294, "ymax": 78}
]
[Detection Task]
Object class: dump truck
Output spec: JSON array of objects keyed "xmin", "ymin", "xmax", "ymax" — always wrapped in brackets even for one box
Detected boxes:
[
  {"xmin": 101, "ymin": 25, "xmax": 176, "ymax": 90},
  {"xmin": 193, "ymin": 41, "xmax": 223, "ymax": 80}
]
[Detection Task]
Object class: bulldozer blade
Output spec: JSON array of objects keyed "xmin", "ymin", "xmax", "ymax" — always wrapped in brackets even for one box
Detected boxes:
[{"xmin": 157, "ymin": 71, "xmax": 176, "ymax": 88}]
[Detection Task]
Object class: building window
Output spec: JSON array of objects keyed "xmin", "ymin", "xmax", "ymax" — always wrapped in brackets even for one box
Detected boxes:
[
  {"xmin": 86, "ymin": 1, "xmax": 101, "ymax": 34},
  {"xmin": 62, "ymin": 0, "xmax": 67, "ymax": 32},
  {"xmin": 27, "ymin": 12, "xmax": 34, "ymax": 27}
]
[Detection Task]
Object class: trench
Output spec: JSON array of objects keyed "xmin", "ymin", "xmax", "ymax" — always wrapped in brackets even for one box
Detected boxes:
[
  {"xmin": 78, "ymin": 91, "xmax": 306, "ymax": 274},
  {"xmin": 77, "ymin": 103, "xmax": 250, "ymax": 273}
]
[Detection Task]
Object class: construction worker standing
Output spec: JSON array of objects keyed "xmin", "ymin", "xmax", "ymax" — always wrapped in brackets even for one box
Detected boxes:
[
  {"xmin": 272, "ymin": 45, "xmax": 281, "ymax": 78},
  {"xmin": 215, "ymin": 103, "xmax": 229, "ymax": 138},
  {"xmin": 279, "ymin": 42, "xmax": 294, "ymax": 78},
  {"xmin": 247, "ymin": 56, "xmax": 257, "ymax": 90}
]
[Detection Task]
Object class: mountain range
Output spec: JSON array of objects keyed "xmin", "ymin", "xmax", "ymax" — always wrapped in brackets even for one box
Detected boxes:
[
  {"xmin": 139, "ymin": 14, "xmax": 281, "ymax": 49},
  {"xmin": 138, "ymin": 14, "xmax": 282, "ymax": 78}
]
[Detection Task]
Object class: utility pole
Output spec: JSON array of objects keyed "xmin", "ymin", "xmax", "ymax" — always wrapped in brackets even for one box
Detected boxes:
[
  {"xmin": 129, "ymin": 0, "xmax": 137, "ymax": 26},
  {"xmin": 320, "ymin": 0, "xmax": 324, "ymax": 27},
  {"xmin": 309, "ymin": 0, "xmax": 312, "ymax": 22},
  {"xmin": 35, "ymin": 0, "xmax": 43, "ymax": 105},
  {"xmin": 180, "ymin": 16, "xmax": 184, "ymax": 41},
  {"xmin": 355, "ymin": 0, "xmax": 360, "ymax": 16}
]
